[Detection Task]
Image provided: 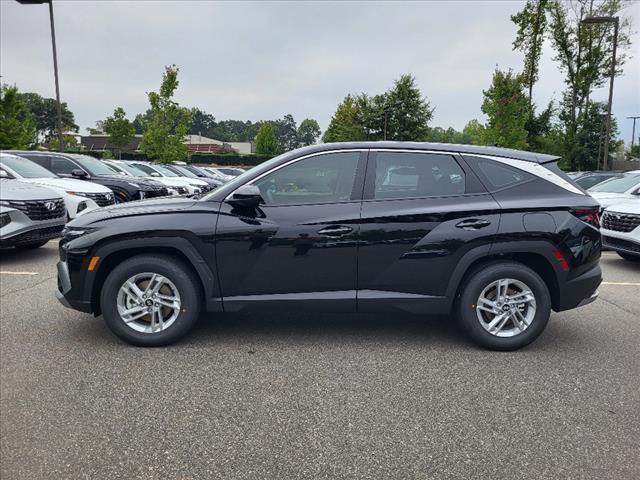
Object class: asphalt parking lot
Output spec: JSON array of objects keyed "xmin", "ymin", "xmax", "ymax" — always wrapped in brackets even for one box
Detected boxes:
[{"xmin": 1, "ymin": 242, "xmax": 639, "ymax": 480}]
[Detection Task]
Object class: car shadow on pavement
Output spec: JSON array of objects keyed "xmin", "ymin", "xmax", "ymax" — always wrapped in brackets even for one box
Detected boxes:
[{"xmin": 0, "ymin": 246, "xmax": 55, "ymax": 267}]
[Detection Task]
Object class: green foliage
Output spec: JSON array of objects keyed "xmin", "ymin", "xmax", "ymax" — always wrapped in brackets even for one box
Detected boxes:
[
  {"xmin": 0, "ymin": 84, "xmax": 36, "ymax": 149},
  {"xmin": 255, "ymin": 123, "xmax": 279, "ymax": 155},
  {"xmin": 385, "ymin": 74, "xmax": 433, "ymax": 141},
  {"xmin": 572, "ymin": 101, "xmax": 619, "ymax": 170},
  {"xmin": 323, "ymin": 74, "xmax": 432, "ymax": 143},
  {"xmin": 17, "ymin": 91, "xmax": 78, "ymax": 140},
  {"xmin": 626, "ymin": 144, "xmax": 640, "ymax": 160},
  {"xmin": 273, "ymin": 114, "xmax": 298, "ymax": 153},
  {"xmin": 189, "ymin": 108, "xmax": 216, "ymax": 135},
  {"xmin": 103, "ymin": 107, "xmax": 135, "ymax": 155},
  {"xmin": 140, "ymin": 65, "xmax": 191, "ymax": 163},
  {"xmin": 323, "ymin": 95, "xmax": 366, "ymax": 143},
  {"xmin": 297, "ymin": 118, "xmax": 321, "ymax": 146},
  {"xmin": 48, "ymin": 134, "xmax": 78, "ymax": 151},
  {"xmin": 462, "ymin": 120, "xmax": 487, "ymax": 145},
  {"xmin": 512, "ymin": 0, "xmax": 549, "ymax": 101},
  {"xmin": 481, "ymin": 69, "xmax": 530, "ymax": 149}
]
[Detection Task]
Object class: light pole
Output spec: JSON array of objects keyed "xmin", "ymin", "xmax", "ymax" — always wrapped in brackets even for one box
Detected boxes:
[
  {"xmin": 627, "ymin": 116, "xmax": 640, "ymax": 148},
  {"xmin": 581, "ymin": 16, "xmax": 619, "ymax": 170},
  {"xmin": 16, "ymin": 0, "xmax": 65, "ymax": 152}
]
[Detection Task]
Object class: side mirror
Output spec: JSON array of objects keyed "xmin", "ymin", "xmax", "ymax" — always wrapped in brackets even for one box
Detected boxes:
[
  {"xmin": 150, "ymin": 172, "xmax": 160, "ymax": 177},
  {"xmin": 72, "ymin": 169, "xmax": 88, "ymax": 179},
  {"xmin": 227, "ymin": 184, "xmax": 263, "ymax": 209},
  {"xmin": 0, "ymin": 169, "xmax": 9, "ymax": 178}
]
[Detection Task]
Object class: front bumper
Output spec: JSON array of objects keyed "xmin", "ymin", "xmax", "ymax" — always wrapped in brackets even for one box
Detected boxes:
[
  {"xmin": 56, "ymin": 260, "xmax": 93, "ymax": 312},
  {"xmin": 601, "ymin": 227, "xmax": 640, "ymax": 257}
]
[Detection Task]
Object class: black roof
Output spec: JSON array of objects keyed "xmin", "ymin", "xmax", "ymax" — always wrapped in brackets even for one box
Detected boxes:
[{"xmin": 288, "ymin": 142, "xmax": 559, "ymax": 164}]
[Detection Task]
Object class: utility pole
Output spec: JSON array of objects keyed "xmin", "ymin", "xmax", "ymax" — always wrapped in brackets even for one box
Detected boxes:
[
  {"xmin": 627, "ymin": 116, "xmax": 640, "ymax": 147},
  {"xmin": 16, "ymin": 0, "xmax": 65, "ymax": 152},
  {"xmin": 581, "ymin": 16, "xmax": 619, "ymax": 170}
]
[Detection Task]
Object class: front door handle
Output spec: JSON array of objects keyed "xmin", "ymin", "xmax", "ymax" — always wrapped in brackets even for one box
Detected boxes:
[
  {"xmin": 455, "ymin": 219, "xmax": 491, "ymax": 230},
  {"xmin": 317, "ymin": 225, "xmax": 354, "ymax": 237}
]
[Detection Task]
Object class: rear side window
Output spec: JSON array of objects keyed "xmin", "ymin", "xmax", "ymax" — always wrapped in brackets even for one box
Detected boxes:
[
  {"xmin": 372, "ymin": 152, "xmax": 465, "ymax": 199},
  {"xmin": 464, "ymin": 156, "xmax": 534, "ymax": 191},
  {"xmin": 22, "ymin": 154, "xmax": 50, "ymax": 170}
]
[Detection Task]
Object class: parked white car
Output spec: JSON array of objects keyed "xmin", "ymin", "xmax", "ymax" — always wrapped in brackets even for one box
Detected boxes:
[
  {"xmin": 201, "ymin": 166, "xmax": 235, "ymax": 182},
  {"xmin": 103, "ymin": 160, "xmax": 183, "ymax": 196},
  {"xmin": 588, "ymin": 171, "xmax": 640, "ymax": 208},
  {"xmin": 126, "ymin": 161, "xmax": 208, "ymax": 196},
  {"xmin": 0, "ymin": 152, "xmax": 113, "ymax": 219},
  {"xmin": 601, "ymin": 202, "xmax": 640, "ymax": 262}
]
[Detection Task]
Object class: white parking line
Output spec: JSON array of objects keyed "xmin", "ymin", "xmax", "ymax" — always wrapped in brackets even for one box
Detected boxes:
[
  {"xmin": 0, "ymin": 271, "xmax": 39, "ymax": 276},
  {"xmin": 601, "ymin": 281, "xmax": 640, "ymax": 286}
]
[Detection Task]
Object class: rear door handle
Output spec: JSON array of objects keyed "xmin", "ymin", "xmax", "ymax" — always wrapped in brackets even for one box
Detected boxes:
[
  {"xmin": 455, "ymin": 219, "xmax": 491, "ymax": 230},
  {"xmin": 317, "ymin": 225, "xmax": 354, "ymax": 237}
]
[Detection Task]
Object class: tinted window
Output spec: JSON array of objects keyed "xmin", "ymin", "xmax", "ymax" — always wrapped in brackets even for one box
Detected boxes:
[
  {"xmin": 132, "ymin": 163, "xmax": 156, "ymax": 175},
  {"xmin": 255, "ymin": 152, "xmax": 360, "ymax": 206},
  {"xmin": 474, "ymin": 159, "xmax": 532, "ymax": 189},
  {"xmin": 51, "ymin": 157, "xmax": 79, "ymax": 175},
  {"xmin": 373, "ymin": 152, "xmax": 465, "ymax": 199},
  {"xmin": 0, "ymin": 154, "xmax": 57, "ymax": 178}
]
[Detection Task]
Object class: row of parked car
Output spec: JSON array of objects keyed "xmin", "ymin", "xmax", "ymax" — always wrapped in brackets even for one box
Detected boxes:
[
  {"xmin": 0, "ymin": 150, "xmax": 244, "ymax": 249},
  {"xmin": 568, "ymin": 170, "xmax": 640, "ymax": 262}
]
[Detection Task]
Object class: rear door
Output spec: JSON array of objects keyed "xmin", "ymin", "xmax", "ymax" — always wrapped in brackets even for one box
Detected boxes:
[
  {"xmin": 215, "ymin": 150, "xmax": 367, "ymax": 312},
  {"xmin": 357, "ymin": 149, "xmax": 500, "ymax": 314}
]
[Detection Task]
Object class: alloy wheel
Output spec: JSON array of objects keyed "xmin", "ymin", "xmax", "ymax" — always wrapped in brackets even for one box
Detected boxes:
[{"xmin": 475, "ymin": 278, "xmax": 537, "ymax": 337}]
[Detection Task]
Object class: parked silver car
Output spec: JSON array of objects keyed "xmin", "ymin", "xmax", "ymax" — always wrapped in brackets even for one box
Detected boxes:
[{"xmin": 0, "ymin": 178, "xmax": 66, "ymax": 249}]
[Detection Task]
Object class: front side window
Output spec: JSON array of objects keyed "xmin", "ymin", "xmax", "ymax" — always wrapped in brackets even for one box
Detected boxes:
[
  {"xmin": 70, "ymin": 155, "xmax": 119, "ymax": 176},
  {"xmin": 372, "ymin": 152, "xmax": 465, "ymax": 199},
  {"xmin": 0, "ymin": 155, "xmax": 57, "ymax": 178},
  {"xmin": 254, "ymin": 152, "xmax": 360, "ymax": 206},
  {"xmin": 51, "ymin": 157, "xmax": 79, "ymax": 175}
]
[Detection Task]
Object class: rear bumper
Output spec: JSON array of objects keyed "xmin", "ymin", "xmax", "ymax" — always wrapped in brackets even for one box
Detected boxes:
[{"xmin": 555, "ymin": 264, "xmax": 602, "ymax": 312}]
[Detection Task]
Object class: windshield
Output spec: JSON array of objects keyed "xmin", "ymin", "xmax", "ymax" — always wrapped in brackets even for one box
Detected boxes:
[
  {"xmin": 152, "ymin": 165, "xmax": 178, "ymax": 177},
  {"xmin": 104, "ymin": 162, "xmax": 128, "ymax": 175},
  {"xmin": 0, "ymin": 154, "xmax": 57, "ymax": 178},
  {"xmin": 116, "ymin": 162, "xmax": 148, "ymax": 177},
  {"xmin": 69, "ymin": 154, "xmax": 121, "ymax": 176},
  {"xmin": 589, "ymin": 173, "xmax": 640, "ymax": 193},
  {"xmin": 169, "ymin": 165, "xmax": 198, "ymax": 178}
]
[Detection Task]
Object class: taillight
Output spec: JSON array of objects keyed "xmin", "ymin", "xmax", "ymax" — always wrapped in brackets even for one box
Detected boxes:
[{"xmin": 571, "ymin": 207, "xmax": 600, "ymax": 229}]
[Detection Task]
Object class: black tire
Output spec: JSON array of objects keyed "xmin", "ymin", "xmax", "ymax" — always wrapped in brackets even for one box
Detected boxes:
[
  {"xmin": 617, "ymin": 251, "xmax": 640, "ymax": 262},
  {"xmin": 456, "ymin": 261, "xmax": 551, "ymax": 351},
  {"xmin": 15, "ymin": 240, "xmax": 49, "ymax": 250},
  {"xmin": 100, "ymin": 254, "xmax": 202, "ymax": 347}
]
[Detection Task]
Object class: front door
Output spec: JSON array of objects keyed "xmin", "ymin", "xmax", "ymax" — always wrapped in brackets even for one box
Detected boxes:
[{"xmin": 215, "ymin": 150, "xmax": 366, "ymax": 312}]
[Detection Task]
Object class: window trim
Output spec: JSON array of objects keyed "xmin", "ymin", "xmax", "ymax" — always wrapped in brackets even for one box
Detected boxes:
[
  {"xmin": 225, "ymin": 149, "xmax": 368, "ymax": 207},
  {"xmin": 363, "ymin": 149, "xmax": 469, "ymax": 202}
]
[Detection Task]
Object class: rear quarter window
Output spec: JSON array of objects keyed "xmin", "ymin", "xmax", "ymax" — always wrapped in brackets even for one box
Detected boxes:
[{"xmin": 463, "ymin": 156, "xmax": 534, "ymax": 191}]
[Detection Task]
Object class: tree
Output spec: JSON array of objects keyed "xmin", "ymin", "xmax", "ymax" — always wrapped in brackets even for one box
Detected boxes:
[
  {"xmin": 547, "ymin": 0, "xmax": 633, "ymax": 168},
  {"xmin": 462, "ymin": 120, "xmax": 487, "ymax": 145},
  {"xmin": 385, "ymin": 74, "xmax": 433, "ymax": 141},
  {"xmin": 297, "ymin": 119, "xmax": 321, "ymax": 146},
  {"xmin": 139, "ymin": 66, "xmax": 191, "ymax": 163},
  {"xmin": 255, "ymin": 123, "xmax": 279, "ymax": 155},
  {"xmin": 132, "ymin": 110, "xmax": 152, "ymax": 134},
  {"xmin": 189, "ymin": 108, "xmax": 216, "ymax": 135},
  {"xmin": 103, "ymin": 107, "xmax": 135, "ymax": 158},
  {"xmin": 17, "ymin": 92, "xmax": 78, "ymax": 140},
  {"xmin": 573, "ymin": 101, "xmax": 619, "ymax": 170},
  {"xmin": 481, "ymin": 69, "xmax": 530, "ymax": 149},
  {"xmin": 323, "ymin": 95, "xmax": 366, "ymax": 143},
  {"xmin": 273, "ymin": 114, "xmax": 298, "ymax": 153},
  {"xmin": 0, "ymin": 84, "xmax": 36, "ymax": 149},
  {"xmin": 512, "ymin": 0, "xmax": 549, "ymax": 103}
]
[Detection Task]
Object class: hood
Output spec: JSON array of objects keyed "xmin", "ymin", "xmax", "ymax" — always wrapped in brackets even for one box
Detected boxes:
[
  {"xmin": 590, "ymin": 192, "xmax": 636, "ymax": 207},
  {"xmin": 68, "ymin": 196, "xmax": 198, "ymax": 227},
  {"xmin": 604, "ymin": 201, "xmax": 640, "ymax": 215},
  {"xmin": 21, "ymin": 177, "xmax": 112, "ymax": 193},
  {"xmin": 0, "ymin": 179, "xmax": 61, "ymax": 201}
]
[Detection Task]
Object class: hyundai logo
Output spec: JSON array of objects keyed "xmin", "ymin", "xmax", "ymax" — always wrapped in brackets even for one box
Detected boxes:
[
  {"xmin": 44, "ymin": 201, "xmax": 57, "ymax": 211},
  {"xmin": 104, "ymin": 193, "xmax": 113, "ymax": 201}
]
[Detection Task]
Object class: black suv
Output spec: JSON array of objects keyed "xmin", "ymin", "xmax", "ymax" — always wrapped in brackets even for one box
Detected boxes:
[
  {"xmin": 17, "ymin": 152, "xmax": 168, "ymax": 203},
  {"xmin": 56, "ymin": 143, "xmax": 601, "ymax": 350}
]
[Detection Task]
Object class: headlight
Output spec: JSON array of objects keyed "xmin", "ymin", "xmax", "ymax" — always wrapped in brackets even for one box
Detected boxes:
[
  {"xmin": 62, "ymin": 226, "xmax": 96, "ymax": 239},
  {"xmin": 127, "ymin": 182, "xmax": 140, "ymax": 188}
]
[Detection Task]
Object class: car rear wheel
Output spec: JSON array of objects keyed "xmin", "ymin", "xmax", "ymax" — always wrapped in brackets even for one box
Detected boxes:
[
  {"xmin": 100, "ymin": 254, "xmax": 201, "ymax": 346},
  {"xmin": 457, "ymin": 261, "xmax": 551, "ymax": 350}
]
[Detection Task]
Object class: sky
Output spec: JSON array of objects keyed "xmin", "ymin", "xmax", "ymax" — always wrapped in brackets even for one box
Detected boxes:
[{"xmin": 1, "ymin": 0, "xmax": 639, "ymax": 144}]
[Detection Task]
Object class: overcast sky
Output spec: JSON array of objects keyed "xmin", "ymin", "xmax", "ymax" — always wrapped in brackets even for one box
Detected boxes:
[{"xmin": 1, "ymin": 0, "xmax": 639, "ymax": 143}]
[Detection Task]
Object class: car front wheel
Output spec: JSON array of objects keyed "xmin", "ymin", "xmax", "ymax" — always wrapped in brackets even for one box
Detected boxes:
[
  {"xmin": 457, "ymin": 261, "xmax": 551, "ymax": 351},
  {"xmin": 100, "ymin": 254, "xmax": 202, "ymax": 346}
]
